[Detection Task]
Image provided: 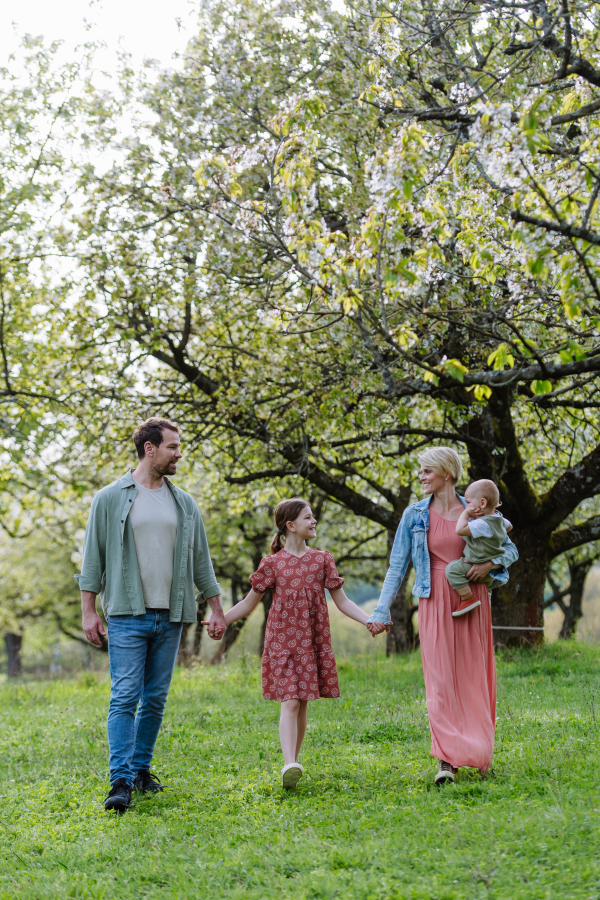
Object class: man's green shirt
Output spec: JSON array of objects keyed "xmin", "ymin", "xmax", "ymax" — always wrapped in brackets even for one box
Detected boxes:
[{"xmin": 75, "ymin": 470, "xmax": 221, "ymax": 622}]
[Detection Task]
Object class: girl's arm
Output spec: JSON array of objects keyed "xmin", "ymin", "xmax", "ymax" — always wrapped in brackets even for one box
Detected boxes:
[
  {"xmin": 329, "ymin": 588, "xmax": 370, "ymax": 626},
  {"xmin": 203, "ymin": 589, "xmax": 264, "ymax": 628}
]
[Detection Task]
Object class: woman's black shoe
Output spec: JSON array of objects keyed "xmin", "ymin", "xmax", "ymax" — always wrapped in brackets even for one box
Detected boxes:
[
  {"xmin": 134, "ymin": 769, "xmax": 166, "ymax": 794},
  {"xmin": 104, "ymin": 778, "xmax": 132, "ymax": 812}
]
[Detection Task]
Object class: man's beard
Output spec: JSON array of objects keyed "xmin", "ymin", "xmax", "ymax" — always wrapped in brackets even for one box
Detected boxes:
[{"xmin": 155, "ymin": 460, "xmax": 177, "ymax": 476}]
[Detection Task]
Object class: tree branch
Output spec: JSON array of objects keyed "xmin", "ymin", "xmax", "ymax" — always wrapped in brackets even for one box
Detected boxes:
[
  {"xmin": 542, "ymin": 444, "xmax": 600, "ymax": 531},
  {"xmin": 511, "ymin": 209, "xmax": 600, "ymax": 246},
  {"xmin": 549, "ymin": 514, "xmax": 600, "ymax": 557}
]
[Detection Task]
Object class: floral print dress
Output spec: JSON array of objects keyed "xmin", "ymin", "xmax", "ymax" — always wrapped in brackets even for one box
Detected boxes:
[{"xmin": 249, "ymin": 548, "xmax": 344, "ymax": 701}]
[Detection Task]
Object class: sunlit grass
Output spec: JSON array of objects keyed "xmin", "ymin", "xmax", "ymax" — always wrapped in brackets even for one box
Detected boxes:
[{"xmin": 0, "ymin": 643, "xmax": 599, "ymax": 899}]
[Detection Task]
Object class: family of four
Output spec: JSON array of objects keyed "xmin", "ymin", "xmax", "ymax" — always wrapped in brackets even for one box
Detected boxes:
[{"xmin": 78, "ymin": 417, "xmax": 518, "ymax": 812}]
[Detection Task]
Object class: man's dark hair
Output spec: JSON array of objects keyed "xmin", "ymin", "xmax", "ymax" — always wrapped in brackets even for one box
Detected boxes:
[{"xmin": 132, "ymin": 417, "xmax": 180, "ymax": 460}]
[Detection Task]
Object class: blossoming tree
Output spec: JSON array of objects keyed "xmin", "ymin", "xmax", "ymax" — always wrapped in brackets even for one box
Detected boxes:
[{"xmin": 76, "ymin": 0, "xmax": 600, "ymax": 642}]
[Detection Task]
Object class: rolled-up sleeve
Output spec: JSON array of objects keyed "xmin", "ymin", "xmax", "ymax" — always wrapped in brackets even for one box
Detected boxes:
[
  {"xmin": 74, "ymin": 493, "xmax": 106, "ymax": 594},
  {"xmin": 368, "ymin": 514, "xmax": 412, "ymax": 625},
  {"xmin": 492, "ymin": 533, "xmax": 519, "ymax": 568},
  {"xmin": 192, "ymin": 507, "xmax": 221, "ymax": 600},
  {"xmin": 488, "ymin": 532, "xmax": 519, "ymax": 586}
]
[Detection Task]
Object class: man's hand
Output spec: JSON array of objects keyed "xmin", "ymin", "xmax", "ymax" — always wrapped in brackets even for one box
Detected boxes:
[
  {"xmin": 81, "ymin": 591, "xmax": 106, "ymax": 646},
  {"xmin": 466, "ymin": 560, "xmax": 495, "ymax": 583},
  {"xmin": 367, "ymin": 621, "xmax": 390, "ymax": 636},
  {"xmin": 205, "ymin": 595, "xmax": 226, "ymax": 640}
]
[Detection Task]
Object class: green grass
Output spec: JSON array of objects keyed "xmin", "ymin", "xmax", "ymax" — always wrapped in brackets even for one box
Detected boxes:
[{"xmin": 0, "ymin": 643, "xmax": 599, "ymax": 900}]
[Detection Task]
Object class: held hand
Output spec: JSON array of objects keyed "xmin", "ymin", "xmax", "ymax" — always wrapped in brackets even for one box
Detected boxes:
[
  {"xmin": 367, "ymin": 621, "xmax": 390, "ymax": 636},
  {"xmin": 204, "ymin": 610, "xmax": 226, "ymax": 641},
  {"xmin": 82, "ymin": 610, "xmax": 106, "ymax": 647},
  {"xmin": 466, "ymin": 560, "xmax": 494, "ymax": 583}
]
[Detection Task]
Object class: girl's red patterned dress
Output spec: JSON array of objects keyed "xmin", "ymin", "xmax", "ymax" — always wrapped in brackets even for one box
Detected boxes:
[{"xmin": 249, "ymin": 548, "xmax": 343, "ymax": 701}]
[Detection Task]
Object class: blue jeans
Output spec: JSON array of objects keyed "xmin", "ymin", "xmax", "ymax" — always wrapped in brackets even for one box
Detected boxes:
[{"xmin": 107, "ymin": 611, "xmax": 183, "ymax": 786}]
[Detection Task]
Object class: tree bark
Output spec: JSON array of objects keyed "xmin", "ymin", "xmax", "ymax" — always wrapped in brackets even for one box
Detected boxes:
[
  {"xmin": 490, "ymin": 533, "xmax": 548, "ymax": 646},
  {"xmin": 556, "ymin": 558, "xmax": 593, "ymax": 639},
  {"xmin": 386, "ymin": 571, "xmax": 417, "ymax": 654},
  {"xmin": 192, "ymin": 598, "xmax": 208, "ymax": 657},
  {"xmin": 177, "ymin": 623, "xmax": 191, "ymax": 666},
  {"xmin": 4, "ymin": 633, "xmax": 22, "ymax": 678},
  {"xmin": 385, "ymin": 529, "xmax": 417, "ymax": 654}
]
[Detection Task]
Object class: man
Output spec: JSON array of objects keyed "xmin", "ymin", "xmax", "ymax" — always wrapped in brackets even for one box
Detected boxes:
[{"xmin": 77, "ymin": 417, "xmax": 225, "ymax": 813}]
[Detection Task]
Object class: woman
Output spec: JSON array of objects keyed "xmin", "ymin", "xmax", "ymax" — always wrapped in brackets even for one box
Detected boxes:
[{"xmin": 368, "ymin": 447, "xmax": 518, "ymax": 782}]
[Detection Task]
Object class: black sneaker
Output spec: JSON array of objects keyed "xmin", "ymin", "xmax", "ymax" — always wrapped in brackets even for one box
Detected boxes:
[
  {"xmin": 104, "ymin": 778, "xmax": 132, "ymax": 812},
  {"xmin": 134, "ymin": 769, "xmax": 166, "ymax": 794}
]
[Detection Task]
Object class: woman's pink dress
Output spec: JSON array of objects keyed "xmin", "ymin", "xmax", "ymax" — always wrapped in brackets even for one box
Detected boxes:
[
  {"xmin": 250, "ymin": 548, "xmax": 344, "ymax": 702},
  {"xmin": 418, "ymin": 508, "xmax": 496, "ymax": 771}
]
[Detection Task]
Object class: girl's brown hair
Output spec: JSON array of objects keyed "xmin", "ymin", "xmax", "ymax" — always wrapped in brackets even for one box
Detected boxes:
[{"xmin": 270, "ymin": 498, "xmax": 310, "ymax": 554}]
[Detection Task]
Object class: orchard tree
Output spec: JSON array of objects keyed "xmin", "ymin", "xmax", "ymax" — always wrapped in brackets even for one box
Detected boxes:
[{"xmin": 74, "ymin": 0, "xmax": 600, "ymax": 643}]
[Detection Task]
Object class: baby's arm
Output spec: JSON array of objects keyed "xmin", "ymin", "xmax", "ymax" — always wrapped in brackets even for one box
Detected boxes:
[
  {"xmin": 203, "ymin": 589, "xmax": 264, "ymax": 628},
  {"xmin": 329, "ymin": 588, "xmax": 370, "ymax": 627},
  {"xmin": 455, "ymin": 507, "xmax": 474, "ymax": 537}
]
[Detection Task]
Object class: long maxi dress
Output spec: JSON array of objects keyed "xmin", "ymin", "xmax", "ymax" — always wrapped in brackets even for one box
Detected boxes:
[{"xmin": 418, "ymin": 507, "xmax": 496, "ymax": 771}]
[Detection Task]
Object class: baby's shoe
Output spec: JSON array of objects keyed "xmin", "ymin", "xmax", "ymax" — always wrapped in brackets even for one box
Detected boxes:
[
  {"xmin": 452, "ymin": 597, "xmax": 481, "ymax": 617},
  {"xmin": 281, "ymin": 762, "xmax": 304, "ymax": 789}
]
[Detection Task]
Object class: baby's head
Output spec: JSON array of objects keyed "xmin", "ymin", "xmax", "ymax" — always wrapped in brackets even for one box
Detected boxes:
[{"xmin": 464, "ymin": 479, "xmax": 500, "ymax": 517}]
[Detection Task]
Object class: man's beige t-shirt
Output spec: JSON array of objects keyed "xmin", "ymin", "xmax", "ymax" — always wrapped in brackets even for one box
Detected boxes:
[{"xmin": 129, "ymin": 481, "xmax": 178, "ymax": 609}]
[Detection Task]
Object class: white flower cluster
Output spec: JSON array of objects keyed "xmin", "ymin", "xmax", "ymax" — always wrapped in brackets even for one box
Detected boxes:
[{"xmin": 469, "ymin": 102, "xmax": 530, "ymax": 190}]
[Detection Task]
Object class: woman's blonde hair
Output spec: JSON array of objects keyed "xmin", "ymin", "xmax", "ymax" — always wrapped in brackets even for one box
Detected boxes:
[{"xmin": 417, "ymin": 447, "xmax": 463, "ymax": 483}]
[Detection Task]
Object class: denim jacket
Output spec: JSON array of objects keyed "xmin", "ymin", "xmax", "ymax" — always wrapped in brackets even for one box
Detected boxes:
[{"xmin": 368, "ymin": 494, "xmax": 519, "ymax": 625}]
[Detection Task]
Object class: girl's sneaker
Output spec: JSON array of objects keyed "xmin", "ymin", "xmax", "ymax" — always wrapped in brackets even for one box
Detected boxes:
[
  {"xmin": 282, "ymin": 762, "xmax": 304, "ymax": 789},
  {"xmin": 452, "ymin": 598, "xmax": 481, "ymax": 617}
]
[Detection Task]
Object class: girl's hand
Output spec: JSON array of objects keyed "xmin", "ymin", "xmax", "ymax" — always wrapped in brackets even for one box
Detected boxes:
[
  {"xmin": 200, "ymin": 620, "xmax": 225, "ymax": 640},
  {"xmin": 367, "ymin": 621, "xmax": 390, "ymax": 636}
]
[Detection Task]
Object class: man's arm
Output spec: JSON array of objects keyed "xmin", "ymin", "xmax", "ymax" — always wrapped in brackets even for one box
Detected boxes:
[{"xmin": 81, "ymin": 591, "xmax": 106, "ymax": 646}]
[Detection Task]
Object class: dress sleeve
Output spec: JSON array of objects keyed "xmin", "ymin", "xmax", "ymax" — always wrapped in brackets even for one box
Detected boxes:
[
  {"xmin": 249, "ymin": 557, "xmax": 276, "ymax": 593},
  {"xmin": 324, "ymin": 553, "xmax": 345, "ymax": 591}
]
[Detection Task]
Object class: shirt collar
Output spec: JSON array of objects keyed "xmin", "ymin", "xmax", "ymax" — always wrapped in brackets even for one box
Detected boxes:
[{"xmin": 119, "ymin": 469, "xmax": 174, "ymax": 491}]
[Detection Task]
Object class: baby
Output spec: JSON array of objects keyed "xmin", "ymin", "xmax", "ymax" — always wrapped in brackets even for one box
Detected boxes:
[{"xmin": 446, "ymin": 479, "xmax": 512, "ymax": 618}]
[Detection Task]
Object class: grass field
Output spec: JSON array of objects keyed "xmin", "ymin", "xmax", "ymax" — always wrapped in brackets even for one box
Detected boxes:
[{"xmin": 1, "ymin": 642, "xmax": 599, "ymax": 900}]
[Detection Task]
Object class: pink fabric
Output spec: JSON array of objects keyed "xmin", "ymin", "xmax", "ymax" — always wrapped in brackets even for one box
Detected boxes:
[{"xmin": 418, "ymin": 508, "xmax": 496, "ymax": 771}]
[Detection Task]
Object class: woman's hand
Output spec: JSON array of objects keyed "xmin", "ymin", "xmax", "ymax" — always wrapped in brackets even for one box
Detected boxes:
[
  {"xmin": 367, "ymin": 621, "xmax": 390, "ymax": 636},
  {"xmin": 466, "ymin": 560, "xmax": 495, "ymax": 582}
]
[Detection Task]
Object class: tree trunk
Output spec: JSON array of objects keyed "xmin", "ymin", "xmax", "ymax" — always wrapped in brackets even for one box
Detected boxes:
[
  {"xmin": 386, "ymin": 565, "xmax": 417, "ymax": 655},
  {"xmin": 192, "ymin": 598, "xmax": 208, "ymax": 657},
  {"xmin": 4, "ymin": 633, "xmax": 22, "ymax": 678},
  {"xmin": 177, "ymin": 623, "xmax": 191, "ymax": 666},
  {"xmin": 559, "ymin": 559, "xmax": 591, "ymax": 639},
  {"xmin": 491, "ymin": 533, "xmax": 548, "ymax": 646},
  {"xmin": 211, "ymin": 578, "xmax": 247, "ymax": 664},
  {"xmin": 385, "ymin": 529, "xmax": 417, "ymax": 654},
  {"xmin": 258, "ymin": 589, "xmax": 273, "ymax": 656}
]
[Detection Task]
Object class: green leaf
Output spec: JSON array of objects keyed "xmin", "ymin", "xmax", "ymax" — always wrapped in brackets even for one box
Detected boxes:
[
  {"xmin": 487, "ymin": 344, "xmax": 515, "ymax": 370},
  {"xmin": 444, "ymin": 358, "xmax": 468, "ymax": 382},
  {"xmin": 531, "ymin": 380, "xmax": 552, "ymax": 394}
]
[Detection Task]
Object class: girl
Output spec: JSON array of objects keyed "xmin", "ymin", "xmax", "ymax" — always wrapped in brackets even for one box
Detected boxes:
[{"xmin": 221, "ymin": 497, "xmax": 372, "ymax": 788}]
